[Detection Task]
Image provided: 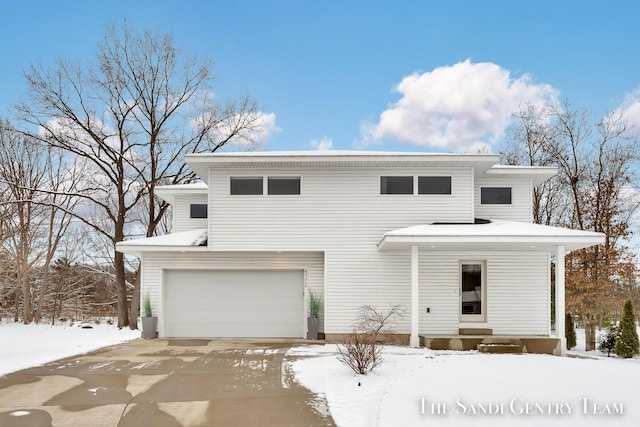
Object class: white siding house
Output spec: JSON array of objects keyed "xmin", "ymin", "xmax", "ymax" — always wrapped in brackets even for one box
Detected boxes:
[{"xmin": 117, "ymin": 151, "xmax": 604, "ymax": 355}]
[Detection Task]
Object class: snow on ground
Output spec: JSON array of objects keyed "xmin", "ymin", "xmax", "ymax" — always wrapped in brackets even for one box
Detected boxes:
[
  {"xmin": 0, "ymin": 320, "xmax": 140, "ymax": 377},
  {"xmin": 288, "ymin": 340, "xmax": 640, "ymax": 427},
  {"xmin": 2, "ymin": 321, "xmax": 638, "ymax": 426}
]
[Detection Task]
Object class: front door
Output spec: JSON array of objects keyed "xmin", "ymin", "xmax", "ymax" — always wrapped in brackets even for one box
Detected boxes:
[{"xmin": 460, "ymin": 262, "xmax": 486, "ymax": 322}]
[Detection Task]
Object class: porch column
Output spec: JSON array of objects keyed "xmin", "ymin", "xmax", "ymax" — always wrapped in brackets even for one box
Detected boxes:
[
  {"xmin": 410, "ymin": 244, "xmax": 419, "ymax": 347},
  {"xmin": 555, "ymin": 245, "xmax": 566, "ymax": 356}
]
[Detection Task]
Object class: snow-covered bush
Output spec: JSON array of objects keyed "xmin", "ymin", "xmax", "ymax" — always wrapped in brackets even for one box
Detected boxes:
[
  {"xmin": 615, "ymin": 299, "xmax": 639, "ymax": 358},
  {"xmin": 598, "ymin": 325, "xmax": 618, "ymax": 356}
]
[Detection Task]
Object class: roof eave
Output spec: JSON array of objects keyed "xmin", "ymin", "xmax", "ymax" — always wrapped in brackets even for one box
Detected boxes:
[
  {"xmin": 115, "ymin": 245, "xmax": 209, "ymax": 256},
  {"xmin": 483, "ymin": 166, "xmax": 558, "ymax": 186},
  {"xmin": 377, "ymin": 234, "xmax": 605, "ymax": 252}
]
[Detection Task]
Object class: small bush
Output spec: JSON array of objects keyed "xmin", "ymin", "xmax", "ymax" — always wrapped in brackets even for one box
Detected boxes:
[
  {"xmin": 336, "ymin": 332, "xmax": 382, "ymax": 375},
  {"xmin": 565, "ymin": 312, "xmax": 577, "ymax": 350},
  {"xmin": 336, "ymin": 304, "xmax": 404, "ymax": 375},
  {"xmin": 598, "ymin": 325, "xmax": 617, "ymax": 357},
  {"xmin": 615, "ymin": 299, "xmax": 640, "ymax": 358}
]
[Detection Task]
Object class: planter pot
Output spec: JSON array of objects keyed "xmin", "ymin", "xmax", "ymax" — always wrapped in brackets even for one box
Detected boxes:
[
  {"xmin": 307, "ymin": 316, "xmax": 319, "ymax": 340},
  {"xmin": 142, "ymin": 316, "xmax": 157, "ymax": 339}
]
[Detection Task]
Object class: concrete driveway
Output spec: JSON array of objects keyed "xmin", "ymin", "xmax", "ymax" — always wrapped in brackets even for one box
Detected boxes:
[{"xmin": 0, "ymin": 339, "xmax": 335, "ymax": 426}]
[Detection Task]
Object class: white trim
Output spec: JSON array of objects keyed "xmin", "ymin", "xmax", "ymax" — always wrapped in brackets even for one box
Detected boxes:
[
  {"xmin": 410, "ymin": 244, "xmax": 419, "ymax": 347},
  {"xmin": 555, "ymin": 245, "xmax": 566, "ymax": 356}
]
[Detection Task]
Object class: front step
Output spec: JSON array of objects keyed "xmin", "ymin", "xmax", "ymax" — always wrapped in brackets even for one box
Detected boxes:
[
  {"xmin": 459, "ymin": 328, "xmax": 493, "ymax": 335},
  {"xmin": 477, "ymin": 343, "xmax": 522, "ymax": 354}
]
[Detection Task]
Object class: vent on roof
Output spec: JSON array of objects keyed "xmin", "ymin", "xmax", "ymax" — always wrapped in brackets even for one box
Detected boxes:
[{"xmin": 432, "ymin": 218, "xmax": 492, "ymax": 225}]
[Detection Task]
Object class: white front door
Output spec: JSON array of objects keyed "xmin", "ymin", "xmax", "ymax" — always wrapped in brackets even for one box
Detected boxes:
[{"xmin": 459, "ymin": 261, "xmax": 486, "ymax": 322}]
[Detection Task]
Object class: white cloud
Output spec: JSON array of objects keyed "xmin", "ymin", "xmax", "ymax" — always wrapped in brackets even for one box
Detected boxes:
[
  {"xmin": 244, "ymin": 112, "xmax": 280, "ymax": 146},
  {"xmin": 361, "ymin": 59, "xmax": 558, "ymax": 151},
  {"xmin": 215, "ymin": 111, "xmax": 281, "ymax": 149},
  {"xmin": 615, "ymin": 87, "xmax": 640, "ymax": 132},
  {"xmin": 310, "ymin": 136, "xmax": 333, "ymax": 151}
]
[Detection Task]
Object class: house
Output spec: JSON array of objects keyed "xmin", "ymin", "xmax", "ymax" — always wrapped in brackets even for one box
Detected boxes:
[{"xmin": 116, "ymin": 151, "xmax": 605, "ymax": 355}]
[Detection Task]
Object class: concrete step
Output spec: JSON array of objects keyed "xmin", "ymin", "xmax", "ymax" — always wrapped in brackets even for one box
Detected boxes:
[
  {"xmin": 459, "ymin": 328, "xmax": 493, "ymax": 335},
  {"xmin": 477, "ymin": 343, "xmax": 522, "ymax": 354}
]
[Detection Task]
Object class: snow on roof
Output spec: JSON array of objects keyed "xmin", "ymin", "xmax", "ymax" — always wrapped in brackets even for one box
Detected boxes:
[
  {"xmin": 116, "ymin": 229, "xmax": 208, "ymax": 254},
  {"xmin": 156, "ymin": 182, "xmax": 208, "ymax": 191},
  {"xmin": 378, "ymin": 219, "xmax": 605, "ymax": 252}
]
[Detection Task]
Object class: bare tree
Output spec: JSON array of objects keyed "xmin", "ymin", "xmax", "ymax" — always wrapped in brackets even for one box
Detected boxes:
[
  {"xmin": 0, "ymin": 121, "xmax": 47, "ymax": 323},
  {"xmin": 503, "ymin": 104, "xmax": 567, "ymax": 226},
  {"xmin": 17, "ymin": 22, "xmax": 267, "ymax": 328},
  {"xmin": 34, "ymin": 150, "xmax": 82, "ymax": 323},
  {"xmin": 502, "ymin": 100, "xmax": 640, "ymax": 350}
]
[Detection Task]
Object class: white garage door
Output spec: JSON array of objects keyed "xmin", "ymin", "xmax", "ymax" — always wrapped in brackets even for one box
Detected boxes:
[{"xmin": 164, "ymin": 269, "xmax": 304, "ymax": 338}]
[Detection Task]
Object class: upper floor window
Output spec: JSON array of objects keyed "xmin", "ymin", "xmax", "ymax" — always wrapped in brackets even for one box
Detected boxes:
[
  {"xmin": 230, "ymin": 177, "xmax": 263, "ymax": 195},
  {"xmin": 418, "ymin": 176, "xmax": 451, "ymax": 195},
  {"xmin": 381, "ymin": 176, "xmax": 413, "ymax": 194},
  {"xmin": 268, "ymin": 177, "xmax": 301, "ymax": 195},
  {"xmin": 481, "ymin": 187, "xmax": 512, "ymax": 204},
  {"xmin": 190, "ymin": 204, "xmax": 208, "ymax": 219}
]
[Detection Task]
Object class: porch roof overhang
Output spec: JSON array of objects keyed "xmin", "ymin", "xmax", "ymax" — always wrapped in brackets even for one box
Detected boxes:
[
  {"xmin": 377, "ymin": 220, "xmax": 605, "ymax": 253},
  {"xmin": 116, "ymin": 229, "xmax": 208, "ymax": 257}
]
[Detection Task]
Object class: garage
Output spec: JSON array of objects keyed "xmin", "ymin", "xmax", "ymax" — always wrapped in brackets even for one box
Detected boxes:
[{"xmin": 163, "ymin": 269, "xmax": 304, "ymax": 338}]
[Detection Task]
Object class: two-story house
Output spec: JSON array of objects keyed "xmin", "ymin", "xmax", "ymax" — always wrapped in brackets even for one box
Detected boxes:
[{"xmin": 117, "ymin": 151, "xmax": 604, "ymax": 355}]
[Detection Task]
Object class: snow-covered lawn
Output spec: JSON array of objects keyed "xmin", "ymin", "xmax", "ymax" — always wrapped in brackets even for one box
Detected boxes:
[
  {"xmin": 0, "ymin": 320, "xmax": 140, "ymax": 376},
  {"xmin": 288, "ymin": 342, "xmax": 640, "ymax": 427},
  {"xmin": 2, "ymin": 321, "xmax": 638, "ymax": 426}
]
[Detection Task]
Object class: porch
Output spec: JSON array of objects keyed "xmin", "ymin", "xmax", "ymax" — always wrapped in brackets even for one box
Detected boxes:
[
  {"xmin": 377, "ymin": 219, "xmax": 606, "ymax": 356},
  {"xmin": 420, "ymin": 334, "xmax": 562, "ymax": 355}
]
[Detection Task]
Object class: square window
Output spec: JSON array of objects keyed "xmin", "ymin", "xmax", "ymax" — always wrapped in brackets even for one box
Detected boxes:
[
  {"xmin": 268, "ymin": 177, "xmax": 301, "ymax": 195},
  {"xmin": 481, "ymin": 187, "xmax": 512, "ymax": 204},
  {"xmin": 418, "ymin": 176, "xmax": 451, "ymax": 195},
  {"xmin": 230, "ymin": 177, "xmax": 263, "ymax": 195},
  {"xmin": 190, "ymin": 204, "xmax": 208, "ymax": 219},
  {"xmin": 381, "ymin": 176, "xmax": 413, "ymax": 194}
]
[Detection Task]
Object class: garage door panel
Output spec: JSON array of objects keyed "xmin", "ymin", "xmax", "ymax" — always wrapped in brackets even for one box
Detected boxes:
[{"xmin": 163, "ymin": 269, "xmax": 304, "ymax": 338}]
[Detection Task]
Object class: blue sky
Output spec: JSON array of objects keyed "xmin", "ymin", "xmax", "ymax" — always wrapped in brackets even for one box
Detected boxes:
[{"xmin": 2, "ymin": 0, "xmax": 640, "ymax": 152}]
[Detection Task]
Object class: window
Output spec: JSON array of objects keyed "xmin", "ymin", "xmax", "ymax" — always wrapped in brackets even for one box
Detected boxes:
[
  {"xmin": 190, "ymin": 204, "xmax": 208, "ymax": 219},
  {"xmin": 268, "ymin": 177, "xmax": 301, "ymax": 195},
  {"xmin": 230, "ymin": 177, "xmax": 263, "ymax": 195},
  {"xmin": 381, "ymin": 176, "xmax": 413, "ymax": 194},
  {"xmin": 418, "ymin": 176, "xmax": 451, "ymax": 195},
  {"xmin": 481, "ymin": 187, "xmax": 512, "ymax": 204}
]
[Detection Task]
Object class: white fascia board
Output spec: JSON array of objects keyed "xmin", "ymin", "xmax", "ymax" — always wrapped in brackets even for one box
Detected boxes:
[
  {"xmin": 186, "ymin": 151, "xmax": 500, "ymax": 171},
  {"xmin": 484, "ymin": 166, "xmax": 558, "ymax": 186},
  {"xmin": 377, "ymin": 234, "xmax": 605, "ymax": 252},
  {"xmin": 115, "ymin": 246, "xmax": 209, "ymax": 256},
  {"xmin": 186, "ymin": 150, "xmax": 500, "ymax": 160},
  {"xmin": 379, "ymin": 234, "xmax": 604, "ymax": 245},
  {"xmin": 155, "ymin": 183, "xmax": 208, "ymax": 204}
]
